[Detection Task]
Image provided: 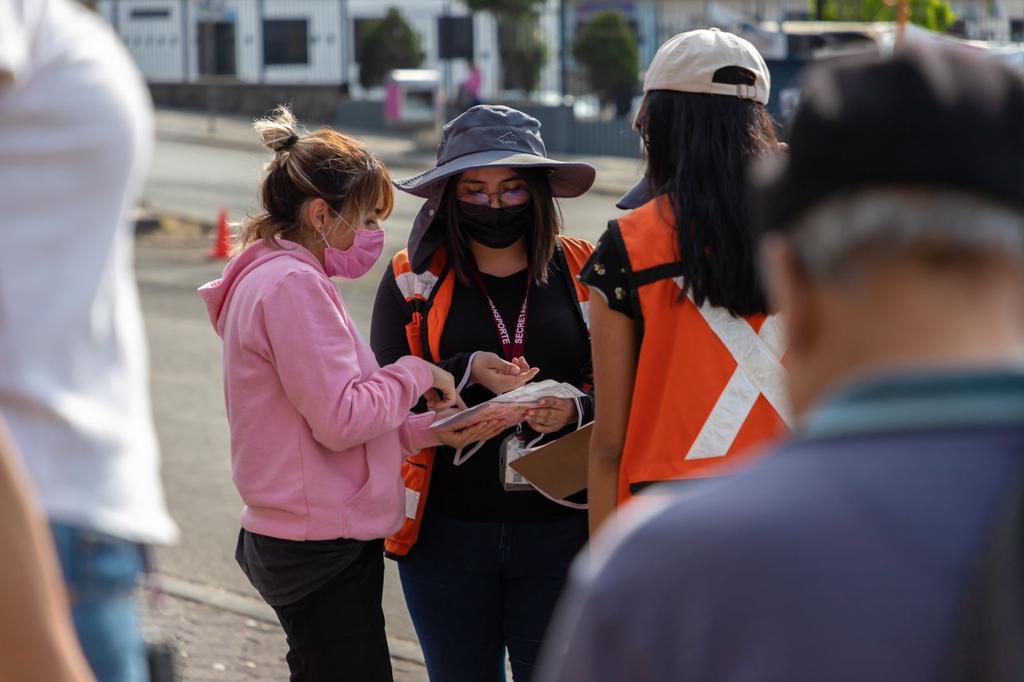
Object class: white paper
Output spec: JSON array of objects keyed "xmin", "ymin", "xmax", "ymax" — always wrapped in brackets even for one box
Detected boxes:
[{"xmin": 430, "ymin": 380, "xmax": 586, "ymax": 432}]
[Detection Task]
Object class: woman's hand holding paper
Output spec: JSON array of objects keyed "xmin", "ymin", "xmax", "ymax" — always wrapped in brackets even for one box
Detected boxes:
[
  {"xmin": 433, "ymin": 407, "xmax": 507, "ymax": 449},
  {"xmin": 525, "ymin": 398, "xmax": 577, "ymax": 434}
]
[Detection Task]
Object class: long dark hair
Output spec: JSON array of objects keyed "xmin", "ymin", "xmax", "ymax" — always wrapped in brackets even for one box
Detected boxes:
[
  {"xmin": 439, "ymin": 167, "xmax": 562, "ymax": 285},
  {"xmin": 636, "ymin": 67, "xmax": 781, "ymax": 316}
]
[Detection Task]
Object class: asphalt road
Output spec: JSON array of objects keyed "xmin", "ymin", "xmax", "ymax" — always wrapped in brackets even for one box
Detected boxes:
[{"xmin": 138, "ymin": 134, "xmax": 625, "ymax": 652}]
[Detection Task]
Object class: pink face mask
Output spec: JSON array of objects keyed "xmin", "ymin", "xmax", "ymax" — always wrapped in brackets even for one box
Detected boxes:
[{"xmin": 319, "ymin": 212, "xmax": 386, "ymax": 280}]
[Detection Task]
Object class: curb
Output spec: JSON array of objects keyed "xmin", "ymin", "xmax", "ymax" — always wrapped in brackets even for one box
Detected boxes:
[
  {"xmin": 155, "ymin": 573, "xmax": 427, "ymax": 668},
  {"xmin": 155, "ymin": 129, "xmax": 636, "ymax": 200}
]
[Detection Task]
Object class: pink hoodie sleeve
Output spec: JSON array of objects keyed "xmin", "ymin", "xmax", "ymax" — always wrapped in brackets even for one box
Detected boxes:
[
  {"xmin": 398, "ymin": 412, "xmax": 442, "ymax": 455},
  {"xmin": 258, "ymin": 271, "xmax": 434, "ymax": 453}
]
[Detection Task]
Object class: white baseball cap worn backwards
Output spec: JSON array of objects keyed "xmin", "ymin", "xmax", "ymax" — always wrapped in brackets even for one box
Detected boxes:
[
  {"xmin": 642, "ymin": 27, "xmax": 770, "ymax": 104},
  {"xmin": 618, "ymin": 28, "xmax": 772, "ymax": 210}
]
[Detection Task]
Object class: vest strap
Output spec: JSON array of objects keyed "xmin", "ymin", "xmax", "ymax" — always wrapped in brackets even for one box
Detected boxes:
[{"xmin": 632, "ymin": 261, "xmax": 686, "ymax": 287}]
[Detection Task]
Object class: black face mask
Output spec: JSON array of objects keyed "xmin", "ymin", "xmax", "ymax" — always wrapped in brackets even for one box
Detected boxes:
[{"xmin": 457, "ymin": 201, "xmax": 532, "ymax": 249}]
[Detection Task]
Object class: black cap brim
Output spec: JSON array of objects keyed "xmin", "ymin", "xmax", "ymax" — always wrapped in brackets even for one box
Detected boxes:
[{"xmin": 616, "ymin": 180, "xmax": 653, "ymax": 211}]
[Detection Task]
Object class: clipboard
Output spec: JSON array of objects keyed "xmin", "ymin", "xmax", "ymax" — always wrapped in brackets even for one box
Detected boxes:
[{"xmin": 509, "ymin": 422, "xmax": 592, "ymax": 499}]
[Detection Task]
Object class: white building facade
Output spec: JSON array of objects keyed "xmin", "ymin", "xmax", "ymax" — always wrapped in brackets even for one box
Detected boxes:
[
  {"xmin": 98, "ymin": 0, "xmax": 1024, "ymax": 99},
  {"xmin": 97, "ymin": 0, "xmax": 563, "ymax": 98}
]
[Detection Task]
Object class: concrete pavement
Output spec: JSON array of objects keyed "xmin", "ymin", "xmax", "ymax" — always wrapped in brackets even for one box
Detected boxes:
[{"xmin": 143, "ymin": 588, "xmax": 428, "ymax": 681}]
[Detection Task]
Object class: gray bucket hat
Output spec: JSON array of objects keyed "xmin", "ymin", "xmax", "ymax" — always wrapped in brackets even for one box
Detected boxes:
[
  {"xmin": 395, "ymin": 105, "xmax": 596, "ymax": 198},
  {"xmin": 398, "ymin": 105, "xmax": 596, "ymax": 271}
]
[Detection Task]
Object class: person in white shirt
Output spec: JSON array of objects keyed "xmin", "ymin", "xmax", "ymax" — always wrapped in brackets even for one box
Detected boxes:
[{"xmin": 0, "ymin": 1, "xmax": 177, "ymax": 679}]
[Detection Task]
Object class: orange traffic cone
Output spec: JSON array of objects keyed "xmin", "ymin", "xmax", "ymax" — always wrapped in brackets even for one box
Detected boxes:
[{"xmin": 208, "ymin": 208, "xmax": 231, "ymax": 260}]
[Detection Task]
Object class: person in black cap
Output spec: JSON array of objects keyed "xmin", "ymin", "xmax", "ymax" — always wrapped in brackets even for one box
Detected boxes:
[
  {"xmin": 369, "ymin": 105, "xmax": 597, "ymax": 682},
  {"xmin": 537, "ymin": 44, "xmax": 1024, "ymax": 682},
  {"xmin": 580, "ymin": 29, "xmax": 788, "ymax": 536}
]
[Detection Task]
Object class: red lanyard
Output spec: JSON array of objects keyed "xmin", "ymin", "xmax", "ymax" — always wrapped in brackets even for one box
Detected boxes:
[{"xmin": 475, "ymin": 273, "xmax": 530, "ymax": 361}]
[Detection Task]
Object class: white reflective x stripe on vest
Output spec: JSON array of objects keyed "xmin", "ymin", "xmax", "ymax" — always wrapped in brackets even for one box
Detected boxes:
[
  {"xmin": 395, "ymin": 270, "xmax": 439, "ymax": 300},
  {"xmin": 676, "ymin": 285, "xmax": 792, "ymax": 460}
]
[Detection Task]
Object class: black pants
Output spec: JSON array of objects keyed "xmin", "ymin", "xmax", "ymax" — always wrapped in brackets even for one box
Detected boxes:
[{"xmin": 271, "ymin": 540, "xmax": 393, "ymax": 682}]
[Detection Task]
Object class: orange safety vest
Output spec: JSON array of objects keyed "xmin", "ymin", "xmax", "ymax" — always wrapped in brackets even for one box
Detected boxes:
[
  {"xmin": 614, "ymin": 197, "xmax": 791, "ymax": 502},
  {"xmin": 385, "ymin": 236, "xmax": 595, "ymax": 557}
]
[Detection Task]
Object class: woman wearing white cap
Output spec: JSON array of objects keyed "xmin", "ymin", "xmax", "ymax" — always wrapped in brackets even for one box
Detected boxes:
[{"xmin": 582, "ymin": 29, "xmax": 792, "ymax": 534}]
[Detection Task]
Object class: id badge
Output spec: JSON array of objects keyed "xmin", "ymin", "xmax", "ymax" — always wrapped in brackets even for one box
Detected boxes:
[{"xmin": 499, "ymin": 432, "xmax": 533, "ymax": 492}]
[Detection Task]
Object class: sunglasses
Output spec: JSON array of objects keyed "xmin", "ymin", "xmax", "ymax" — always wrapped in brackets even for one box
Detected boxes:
[{"xmin": 457, "ymin": 188, "xmax": 530, "ymax": 208}]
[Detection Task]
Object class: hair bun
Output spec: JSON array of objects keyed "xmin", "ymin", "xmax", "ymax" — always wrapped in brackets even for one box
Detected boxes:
[{"xmin": 254, "ymin": 105, "xmax": 302, "ymax": 153}]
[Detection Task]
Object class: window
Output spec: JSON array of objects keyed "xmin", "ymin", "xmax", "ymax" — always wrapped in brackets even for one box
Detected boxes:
[
  {"xmin": 130, "ymin": 8, "xmax": 171, "ymax": 20},
  {"xmin": 197, "ymin": 21, "xmax": 237, "ymax": 76},
  {"xmin": 263, "ymin": 19, "xmax": 309, "ymax": 66},
  {"xmin": 1012, "ymin": 19, "xmax": 1024, "ymax": 42}
]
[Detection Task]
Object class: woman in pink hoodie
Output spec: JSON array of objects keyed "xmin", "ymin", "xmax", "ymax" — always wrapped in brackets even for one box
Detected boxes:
[{"xmin": 199, "ymin": 106, "xmax": 504, "ymax": 682}]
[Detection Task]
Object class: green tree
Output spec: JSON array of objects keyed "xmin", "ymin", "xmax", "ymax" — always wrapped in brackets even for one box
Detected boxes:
[
  {"xmin": 357, "ymin": 8, "xmax": 425, "ymax": 88},
  {"xmin": 817, "ymin": 0, "xmax": 956, "ymax": 32},
  {"xmin": 465, "ymin": 0, "xmax": 548, "ymax": 94},
  {"xmin": 573, "ymin": 11, "xmax": 639, "ymax": 116}
]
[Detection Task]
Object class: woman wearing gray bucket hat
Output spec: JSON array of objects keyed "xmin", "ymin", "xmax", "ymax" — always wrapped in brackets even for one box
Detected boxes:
[
  {"xmin": 581, "ymin": 29, "xmax": 790, "ymax": 535},
  {"xmin": 369, "ymin": 105, "xmax": 597, "ymax": 682}
]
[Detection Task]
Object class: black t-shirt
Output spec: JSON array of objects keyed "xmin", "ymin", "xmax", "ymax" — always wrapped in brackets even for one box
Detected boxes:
[
  {"xmin": 371, "ymin": 255, "xmax": 593, "ymax": 523},
  {"xmin": 579, "ymin": 227, "xmax": 636, "ymax": 319}
]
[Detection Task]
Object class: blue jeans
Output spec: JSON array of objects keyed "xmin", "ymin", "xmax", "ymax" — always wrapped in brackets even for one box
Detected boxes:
[
  {"xmin": 398, "ymin": 510, "xmax": 588, "ymax": 682},
  {"xmin": 51, "ymin": 523, "xmax": 147, "ymax": 682}
]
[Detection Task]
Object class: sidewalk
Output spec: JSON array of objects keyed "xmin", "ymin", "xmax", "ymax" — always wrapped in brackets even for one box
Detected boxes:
[
  {"xmin": 154, "ymin": 108, "xmax": 643, "ymax": 200},
  {"xmin": 142, "ymin": 573, "xmax": 428, "ymax": 681}
]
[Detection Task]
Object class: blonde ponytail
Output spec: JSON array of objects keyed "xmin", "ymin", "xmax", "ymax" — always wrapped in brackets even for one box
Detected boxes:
[{"xmin": 254, "ymin": 106, "xmax": 303, "ymax": 174}]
